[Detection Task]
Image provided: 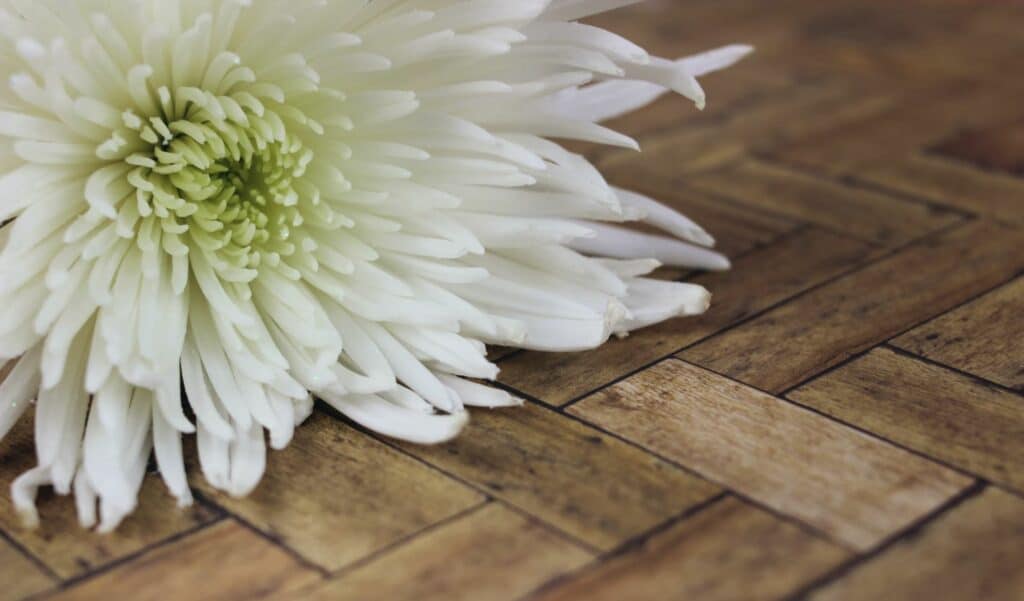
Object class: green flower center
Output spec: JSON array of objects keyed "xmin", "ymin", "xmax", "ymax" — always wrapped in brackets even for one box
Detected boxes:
[{"xmin": 114, "ymin": 87, "xmax": 325, "ymax": 282}]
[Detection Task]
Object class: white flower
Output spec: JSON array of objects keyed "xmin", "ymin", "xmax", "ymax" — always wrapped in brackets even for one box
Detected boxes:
[{"xmin": 0, "ymin": 0, "xmax": 748, "ymax": 531}]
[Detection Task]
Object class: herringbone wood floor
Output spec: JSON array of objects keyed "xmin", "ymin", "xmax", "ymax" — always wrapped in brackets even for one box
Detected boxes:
[{"xmin": 3, "ymin": 1, "xmax": 1024, "ymax": 599}]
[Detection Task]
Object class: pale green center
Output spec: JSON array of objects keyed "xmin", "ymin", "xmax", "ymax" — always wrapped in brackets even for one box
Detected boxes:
[{"xmin": 120, "ymin": 103, "xmax": 319, "ymax": 278}]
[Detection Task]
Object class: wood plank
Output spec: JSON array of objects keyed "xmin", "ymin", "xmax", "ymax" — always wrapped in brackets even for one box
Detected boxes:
[
  {"xmin": 300, "ymin": 503, "xmax": 592, "ymax": 601},
  {"xmin": 0, "ymin": 416, "xmax": 218, "ymax": 580},
  {"xmin": 689, "ymin": 159, "xmax": 962, "ymax": 246},
  {"xmin": 933, "ymin": 120, "xmax": 1024, "ymax": 176},
  {"xmin": 573, "ymin": 66, "xmax": 798, "ymax": 164},
  {"xmin": 570, "ymin": 360, "xmax": 972, "ymax": 550},
  {"xmin": 892, "ymin": 278, "xmax": 1024, "ymax": 390},
  {"xmin": 0, "ymin": 537, "xmax": 54, "ymax": 601},
  {"xmin": 783, "ymin": 2, "xmax": 1024, "ymax": 82},
  {"xmin": 191, "ymin": 411, "xmax": 484, "ymax": 572},
  {"xmin": 680, "ymin": 220, "xmax": 1024, "ymax": 393},
  {"xmin": 498, "ymin": 227, "xmax": 874, "ymax": 406},
  {"xmin": 789, "ymin": 347, "xmax": 1024, "ymax": 493},
  {"xmin": 809, "ymin": 488, "xmax": 1024, "ymax": 601},
  {"xmin": 396, "ymin": 402, "xmax": 719, "ymax": 551},
  {"xmin": 51, "ymin": 520, "xmax": 320, "ymax": 601},
  {"xmin": 746, "ymin": 86, "xmax": 901, "ymax": 156},
  {"xmin": 773, "ymin": 83, "xmax": 1024, "ymax": 175},
  {"xmin": 573, "ymin": 2, "xmax": 851, "ymax": 163},
  {"xmin": 857, "ymin": 153, "xmax": 1024, "ymax": 224},
  {"xmin": 533, "ymin": 496, "xmax": 848, "ymax": 601},
  {"xmin": 599, "ymin": 80, "xmax": 884, "ymax": 177}
]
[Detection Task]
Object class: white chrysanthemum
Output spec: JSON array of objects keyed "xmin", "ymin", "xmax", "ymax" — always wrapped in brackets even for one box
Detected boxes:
[{"xmin": 0, "ymin": 0, "xmax": 747, "ymax": 531}]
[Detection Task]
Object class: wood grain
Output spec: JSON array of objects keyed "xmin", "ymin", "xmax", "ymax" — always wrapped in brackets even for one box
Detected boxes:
[
  {"xmin": 892, "ymin": 278, "xmax": 1024, "ymax": 390},
  {"xmin": 299, "ymin": 503, "xmax": 592, "ymax": 601},
  {"xmin": 396, "ymin": 402, "xmax": 719, "ymax": 551},
  {"xmin": 933, "ymin": 120, "xmax": 1024, "ymax": 176},
  {"xmin": 571, "ymin": 360, "xmax": 972, "ymax": 550},
  {"xmin": 498, "ymin": 227, "xmax": 874, "ymax": 406},
  {"xmin": 2, "ymin": 2, "xmax": 1022, "ymax": 599},
  {"xmin": 0, "ymin": 416, "xmax": 217, "ymax": 580},
  {"xmin": 789, "ymin": 347, "xmax": 1024, "ymax": 493},
  {"xmin": 50, "ymin": 520, "xmax": 320, "ymax": 601},
  {"xmin": 808, "ymin": 488, "xmax": 1024, "ymax": 601},
  {"xmin": 689, "ymin": 159, "xmax": 962, "ymax": 246},
  {"xmin": 774, "ymin": 83, "xmax": 1024, "ymax": 175},
  {"xmin": 681, "ymin": 221, "xmax": 1024, "ymax": 393},
  {"xmin": 533, "ymin": 497, "xmax": 848, "ymax": 601},
  {"xmin": 0, "ymin": 537, "xmax": 54, "ymax": 601},
  {"xmin": 857, "ymin": 153, "xmax": 1024, "ymax": 224},
  {"xmin": 599, "ymin": 79, "xmax": 869, "ymax": 178},
  {"xmin": 191, "ymin": 411, "xmax": 484, "ymax": 572}
]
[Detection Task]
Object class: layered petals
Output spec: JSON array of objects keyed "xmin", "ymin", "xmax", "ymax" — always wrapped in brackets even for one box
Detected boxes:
[{"xmin": 0, "ymin": 0, "xmax": 746, "ymax": 530}]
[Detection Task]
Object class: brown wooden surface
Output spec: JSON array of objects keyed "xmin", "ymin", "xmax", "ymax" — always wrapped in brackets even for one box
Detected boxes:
[
  {"xmin": 789, "ymin": 347, "xmax": 1024, "ymax": 494},
  {"xmin": 3, "ymin": 1, "xmax": 1023, "ymax": 599},
  {"xmin": 190, "ymin": 411, "xmax": 485, "ymax": 572},
  {"xmin": 532, "ymin": 497, "xmax": 850, "ymax": 601},
  {"xmin": 297, "ymin": 503, "xmax": 593, "ymax": 601},
  {"xmin": 0, "ymin": 417, "xmax": 218, "ymax": 581},
  {"xmin": 892, "ymin": 279, "xmax": 1024, "ymax": 390},
  {"xmin": 570, "ymin": 360, "xmax": 971, "ymax": 551},
  {"xmin": 394, "ymin": 401, "xmax": 719, "ymax": 551},
  {"xmin": 48, "ymin": 520, "xmax": 321, "ymax": 601},
  {"xmin": 807, "ymin": 488, "xmax": 1024, "ymax": 601}
]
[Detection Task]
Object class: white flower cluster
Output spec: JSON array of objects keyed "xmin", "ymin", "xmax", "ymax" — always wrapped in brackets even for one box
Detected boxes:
[{"xmin": 0, "ymin": 0, "xmax": 747, "ymax": 531}]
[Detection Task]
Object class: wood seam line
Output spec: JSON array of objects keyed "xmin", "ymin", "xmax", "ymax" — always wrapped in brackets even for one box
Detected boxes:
[
  {"xmin": 664, "ymin": 356, "xmax": 986, "ymax": 490},
  {"xmin": 883, "ymin": 335, "xmax": 1024, "ymax": 397},
  {"xmin": 682, "ymin": 176, "xmax": 972, "ymax": 248},
  {"xmin": 782, "ymin": 481, "xmax": 988, "ymax": 601},
  {"xmin": 499, "ymin": 190, "xmax": 979, "ymax": 404},
  {"xmin": 841, "ymin": 171, "xmax": 980, "ymax": 220},
  {"xmin": 494, "ymin": 221, "xmax": 819, "ymax": 375},
  {"xmin": 748, "ymin": 149, "xmax": 977, "ymax": 218},
  {"xmin": 323, "ymin": 500, "xmax": 492, "ymax": 582},
  {"xmin": 696, "ymin": 153, "xmax": 977, "ymax": 223},
  {"xmin": 554, "ymin": 217, "xmax": 977, "ymax": 412},
  {"xmin": 51, "ymin": 217, "xmax": 1010, "ymax": 587},
  {"xmin": 671, "ymin": 181, "xmax": 832, "ymax": 233},
  {"xmin": 597, "ymin": 492, "xmax": 731, "ymax": 562},
  {"xmin": 775, "ymin": 267, "xmax": 1024, "ymax": 398},
  {"xmin": 186, "ymin": 490, "xmax": 331, "ymax": 577},
  {"xmin": 50, "ymin": 515, "xmax": 227, "ymax": 592},
  {"xmin": 487, "ymin": 386, "xmax": 865, "ymax": 553},
  {"xmin": 676, "ymin": 352, "xmax": 1024, "ymax": 503},
  {"xmin": 544, "ymin": 224, "xmax": 842, "ymax": 409},
  {"xmin": 493, "ymin": 500, "xmax": 606, "ymax": 558},
  {"xmin": 920, "ymin": 144, "xmax": 1024, "ymax": 181},
  {"xmin": 313, "ymin": 400, "xmax": 602, "ymax": 557},
  {"xmin": 51, "ymin": 221, "xmax": 1018, "ymax": 589},
  {"xmin": 0, "ymin": 529, "xmax": 61, "ymax": 584},
  {"xmin": 516, "ymin": 492, "xmax": 731, "ymax": 601}
]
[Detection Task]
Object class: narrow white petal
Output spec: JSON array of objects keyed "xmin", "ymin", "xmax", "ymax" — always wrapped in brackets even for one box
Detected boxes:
[
  {"xmin": 438, "ymin": 374, "xmax": 524, "ymax": 408},
  {"xmin": 321, "ymin": 391, "xmax": 469, "ymax": 445},
  {"xmin": 570, "ymin": 222, "xmax": 731, "ymax": 271}
]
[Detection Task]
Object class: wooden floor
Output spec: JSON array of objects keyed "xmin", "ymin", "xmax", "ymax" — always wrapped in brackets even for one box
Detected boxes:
[{"xmin": 4, "ymin": 1, "xmax": 1024, "ymax": 599}]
